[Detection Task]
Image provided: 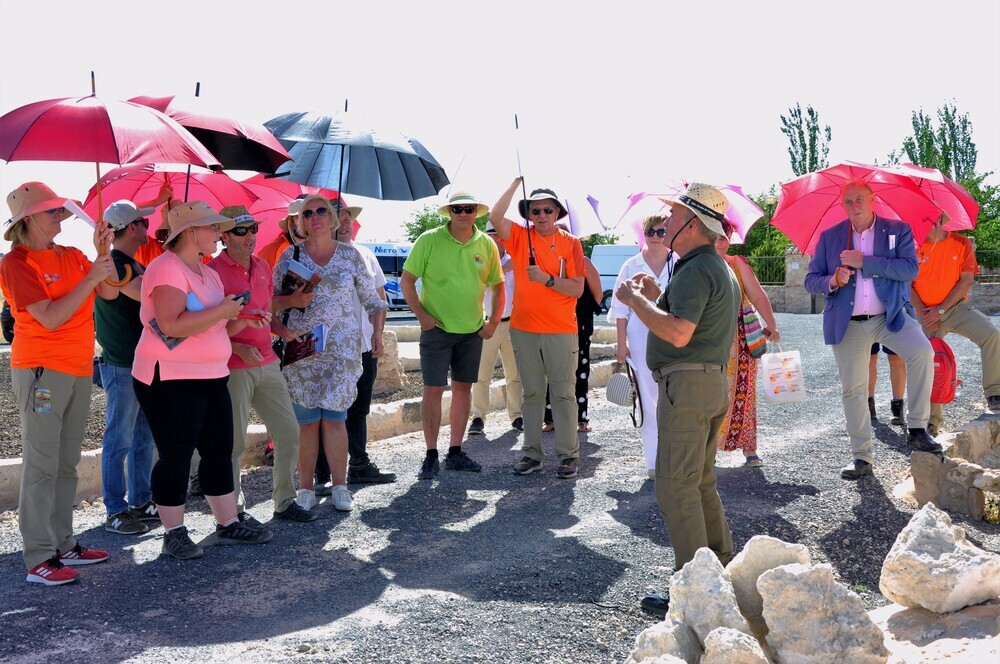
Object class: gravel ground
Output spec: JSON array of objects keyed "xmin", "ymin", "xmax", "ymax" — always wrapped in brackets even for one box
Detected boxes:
[{"xmin": 0, "ymin": 313, "xmax": 998, "ymax": 663}]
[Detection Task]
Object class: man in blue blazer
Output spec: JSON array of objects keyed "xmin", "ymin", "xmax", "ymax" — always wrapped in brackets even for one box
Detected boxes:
[{"xmin": 805, "ymin": 179, "xmax": 940, "ymax": 480}]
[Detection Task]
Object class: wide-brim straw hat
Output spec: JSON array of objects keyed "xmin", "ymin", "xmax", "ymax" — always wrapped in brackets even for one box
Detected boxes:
[
  {"xmin": 5, "ymin": 182, "xmax": 76, "ymax": 241},
  {"xmin": 328, "ymin": 195, "xmax": 363, "ymax": 222},
  {"xmin": 278, "ymin": 198, "xmax": 304, "ymax": 232},
  {"xmin": 439, "ymin": 192, "xmax": 488, "ymax": 218},
  {"xmin": 163, "ymin": 201, "xmax": 235, "ymax": 244},
  {"xmin": 517, "ymin": 188, "xmax": 568, "ymax": 220},
  {"xmin": 661, "ymin": 182, "xmax": 729, "ymax": 237}
]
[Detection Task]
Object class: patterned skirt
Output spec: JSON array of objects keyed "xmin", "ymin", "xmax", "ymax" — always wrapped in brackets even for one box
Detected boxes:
[{"xmin": 717, "ymin": 315, "xmax": 758, "ymax": 453}]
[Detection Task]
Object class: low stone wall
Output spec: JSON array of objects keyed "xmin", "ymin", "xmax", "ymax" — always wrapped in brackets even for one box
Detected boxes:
[{"xmin": 912, "ymin": 418, "xmax": 1000, "ymax": 520}]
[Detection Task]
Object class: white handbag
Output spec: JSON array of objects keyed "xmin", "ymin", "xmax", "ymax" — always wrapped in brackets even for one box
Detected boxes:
[{"xmin": 606, "ymin": 362, "xmax": 643, "ymax": 427}]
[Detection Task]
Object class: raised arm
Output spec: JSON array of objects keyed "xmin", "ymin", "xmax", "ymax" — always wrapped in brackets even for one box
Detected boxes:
[{"xmin": 490, "ymin": 177, "xmax": 524, "ymax": 241}]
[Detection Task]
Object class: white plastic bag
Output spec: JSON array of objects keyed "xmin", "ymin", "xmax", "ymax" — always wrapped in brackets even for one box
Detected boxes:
[{"xmin": 762, "ymin": 349, "xmax": 806, "ymax": 404}]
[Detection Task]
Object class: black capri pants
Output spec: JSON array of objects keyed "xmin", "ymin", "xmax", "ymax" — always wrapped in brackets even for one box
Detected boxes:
[{"xmin": 134, "ymin": 366, "xmax": 234, "ymax": 506}]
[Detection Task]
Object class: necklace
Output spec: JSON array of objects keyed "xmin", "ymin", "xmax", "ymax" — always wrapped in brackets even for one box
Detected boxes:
[
  {"xmin": 919, "ymin": 232, "xmax": 946, "ymax": 264},
  {"xmin": 535, "ymin": 229, "xmax": 558, "ymax": 252}
]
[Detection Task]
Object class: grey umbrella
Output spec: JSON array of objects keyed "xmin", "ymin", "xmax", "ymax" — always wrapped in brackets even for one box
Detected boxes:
[{"xmin": 264, "ymin": 111, "xmax": 450, "ymax": 201}]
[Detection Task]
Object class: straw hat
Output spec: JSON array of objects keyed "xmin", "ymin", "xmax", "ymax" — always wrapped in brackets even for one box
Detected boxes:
[
  {"xmin": 104, "ymin": 200, "xmax": 156, "ymax": 231},
  {"xmin": 438, "ymin": 192, "xmax": 488, "ymax": 218},
  {"xmin": 5, "ymin": 182, "xmax": 75, "ymax": 241},
  {"xmin": 329, "ymin": 195, "xmax": 363, "ymax": 222},
  {"xmin": 278, "ymin": 198, "xmax": 304, "ymax": 232},
  {"xmin": 661, "ymin": 183, "xmax": 729, "ymax": 236},
  {"xmin": 163, "ymin": 201, "xmax": 235, "ymax": 244},
  {"xmin": 517, "ymin": 188, "xmax": 568, "ymax": 220}
]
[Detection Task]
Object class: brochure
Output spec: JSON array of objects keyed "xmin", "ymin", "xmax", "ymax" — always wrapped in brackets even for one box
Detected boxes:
[
  {"xmin": 150, "ymin": 292, "xmax": 205, "ymax": 350},
  {"xmin": 279, "ymin": 258, "xmax": 322, "ymax": 312},
  {"xmin": 280, "ymin": 323, "xmax": 328, "ymax": 368}
]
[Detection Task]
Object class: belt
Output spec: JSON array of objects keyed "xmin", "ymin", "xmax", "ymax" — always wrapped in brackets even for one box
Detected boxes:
[
  {"xmin": 488, "ymin": 316, "xmax": 511, "ymax": 323},
  {"xmin": 651, "ymin": 363, "xmax": 723, "ymax": 383},
  {"xmin": 850, "ymin": 314, "xmax": 884, "ymax": 321}
]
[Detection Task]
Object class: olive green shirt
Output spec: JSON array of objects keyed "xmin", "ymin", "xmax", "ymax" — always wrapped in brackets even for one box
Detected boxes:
[{"xmin": 646, "ymin": 244, "xmax": 739, "ymax": 371}]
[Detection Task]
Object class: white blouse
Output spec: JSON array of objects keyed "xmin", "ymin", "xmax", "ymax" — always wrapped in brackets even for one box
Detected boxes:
[{"xmin": 607, "ymin": 251, "xmax": 677, "ymax": 322}]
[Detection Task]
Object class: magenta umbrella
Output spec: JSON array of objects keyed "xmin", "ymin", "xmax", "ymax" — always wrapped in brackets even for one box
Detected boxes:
[
  {"xmin": 81, "ymin": 164, "xmax": 258, "ymax": 221},
  {"xmin": 876, "ymin": 162, "xmax": 979, "ymax": 231},
  {"xmin": 772, "ymin": 162, "xmax": 943, "ymax": 255},
  {"xmin": 616, "ymin": 182, "xmax": 764, "ymax": 244}
]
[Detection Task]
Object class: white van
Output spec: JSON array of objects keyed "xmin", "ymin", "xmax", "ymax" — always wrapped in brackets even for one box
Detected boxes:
[
  {"xmin": 358, "ymin": 242, "xmax": 414, "ymax": 310},
  {"xmin": 591, "ymin": 244, "xmax": 640, "ymax": 311}
]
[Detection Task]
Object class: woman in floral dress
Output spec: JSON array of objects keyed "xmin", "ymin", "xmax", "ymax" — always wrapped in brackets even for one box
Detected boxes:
[{"xmin": 273, "ymin": 194, "xmax": 387, "ymax": 513}]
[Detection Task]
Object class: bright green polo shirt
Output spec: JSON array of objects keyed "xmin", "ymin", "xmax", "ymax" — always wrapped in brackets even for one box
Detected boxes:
[{"xmin": 403, "ymin": 223, "xmax": 504, "ymax": 334}]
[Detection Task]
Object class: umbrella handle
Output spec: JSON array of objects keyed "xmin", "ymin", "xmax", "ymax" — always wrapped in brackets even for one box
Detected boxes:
[{"xmin": 99, "ymin": 239, "xmax": 133, "ymax": 287}]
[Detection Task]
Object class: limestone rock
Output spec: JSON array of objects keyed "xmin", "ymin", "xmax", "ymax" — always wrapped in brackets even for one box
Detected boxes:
[
  {"xmin": 666, "ymin": 548, "xmax": 752, "ymax": 645},
  {"xmin": 911, "ymin": 451, "xmax": 985, "ymax": 519},
  {"xmin": 973, "ymin": 467, "xmax": 1000, "ymax": 492},
  {"xmin": 879, "ymin": 502, "xmax": 1000, "ymax": 613},
  {"xmin": 868, "ymin": 599, "xmax": 1000, "ymax": 663},
  {"xmin": 700, "ymin": 627, "xmax": 769, "ymax": 663},
  {"xmin": 758, "ymin": 563, "xmax": 889, "ymax": 663},
  {"xmin": 374, "ymin": 331, "xmax": 405, "ymax": 394},
  {"xmin": 727, "ymin": 536, "xmax": 810, "ymax": 643},
  {"xmin": 625, "ymin": 619, "xmax": 702, "ymax": 664},
  {"xmin": 630, "ymin": 656, "xmax": 687, "ymax": 664}
]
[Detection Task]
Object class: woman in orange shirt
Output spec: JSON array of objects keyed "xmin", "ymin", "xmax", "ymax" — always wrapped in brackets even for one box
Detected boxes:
[{"xmin": 0, "ymin": 182, "xmax": 116, "ymax": 586}]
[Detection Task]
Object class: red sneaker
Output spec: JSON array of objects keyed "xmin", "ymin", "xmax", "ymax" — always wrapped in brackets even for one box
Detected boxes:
[
  {"xmin": 59, "ymin": 543, "xmax": 109, "ymax": 566},
  {"xmin": 26, "ymin": 557, "xmax": 79, "ymax": 585}
]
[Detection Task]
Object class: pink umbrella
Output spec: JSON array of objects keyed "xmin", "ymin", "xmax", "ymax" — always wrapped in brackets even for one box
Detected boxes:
[
  {"xmin": 876, "ymin": 162, "xmax": 979, "ymax": 231},
  {"xmin": 81, "ymin": 164, "xmax": 258, "ymax": 221},
  {"xmin": 240, "ymin": 174, "xmax": 350, "ymax": 246},
  {"xmin": 772, "ymin": 162, "xmax": 943, "ymax": 255}
]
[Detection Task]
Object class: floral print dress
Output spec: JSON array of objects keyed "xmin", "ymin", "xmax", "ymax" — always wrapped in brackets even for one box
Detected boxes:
[{"xmin": 273, "ymin": 242, "xmax": 388, "ymax": 411}]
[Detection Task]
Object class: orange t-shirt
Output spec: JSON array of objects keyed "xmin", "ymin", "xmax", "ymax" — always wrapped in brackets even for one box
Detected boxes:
[
  {"xmin": 0, "ymin": 245, "xmax": 95, "ymax": 376},
  {"xmin": 504, "ymin": 223, "xmax": 584, "ymax": 334},
  {"xmin": 135, "ymin": 241, "xmax": 165, "ymax": 267},
  {"xmin": 913, "ymin": 233, "xmax": 979, "ymax": 307},
  {"xmin": 256, "ymin": 235, "xmax": 291, "ymax": 270}
]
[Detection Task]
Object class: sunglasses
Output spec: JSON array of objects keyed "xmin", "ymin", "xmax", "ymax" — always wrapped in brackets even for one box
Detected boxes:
[
  {"xmin": 450, "ymin": 205, "xmax": 478, "ymax": 215},
  {"xmin": 530, "ymin": 207, "xmax": 556, "ymax": 217},
  {"xmin": 229, "ymin": 224, "xmax": 259, "ymax": 237},
  {"xmin": 44, "ymin": 207, "xmax": 66, "ymax": 216},
  {"xmin": 644, "ymin": 228, "xmax": 667, "ymax": 238},
  {"xmin": 131, "ymin": 218, "xmax": 149, "ymax": 228},
  {"xmin": 301, "ymin": 207, "xmax": 329, "ymax": 219}
]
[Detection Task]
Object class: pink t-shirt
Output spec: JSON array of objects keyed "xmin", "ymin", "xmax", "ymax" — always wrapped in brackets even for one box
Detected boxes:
[
  {"xmin": 132, "ymin": 251, "xmax": 232, "ymax": 384},
  {"xmin": 208, "ymin": 251, "xmax": 278, "ymax": 371}
]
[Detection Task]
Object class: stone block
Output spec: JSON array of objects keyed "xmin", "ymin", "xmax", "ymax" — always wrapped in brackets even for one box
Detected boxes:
[
  {"xmin": 625, "ymin": 619, "xmax": 702, "ymax": 664},
  {"xmin": 374, "ymin": 330, "xmax": 406, "ymax": 395},
  {"xmin": 700, "ymin": 627, "xmax": 769, "ymax": 663},
  {"xmin": 911, "ymin": 451, "xmax": 985, "ymax": 520},
  {"xmin": 667, "ymin": 548, "xmax": 752, "ymax": 646}
]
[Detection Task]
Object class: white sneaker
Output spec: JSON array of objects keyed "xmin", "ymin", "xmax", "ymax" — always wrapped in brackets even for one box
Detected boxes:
[
  {"xmin": 331, "ymin": 485, "xmax": 354, "ymax": 512},
  {"xmin": 295, "ymin": 488, "xmax": 317, "ymax": 511}
]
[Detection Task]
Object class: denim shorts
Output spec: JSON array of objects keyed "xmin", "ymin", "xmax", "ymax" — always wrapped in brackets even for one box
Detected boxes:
[{"xmin": 291, "ymin": 403, "xmax": 348, "ymax": 424}]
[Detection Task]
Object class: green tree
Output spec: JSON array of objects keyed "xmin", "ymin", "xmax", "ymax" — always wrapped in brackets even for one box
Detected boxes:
[
  {"xmin": 404, "ymin": 205, "xmax": 488, "ymax": 242},
  {"xmin": 779, "ymin": 103, "xmax": 832, "ymax": 176},
  {"xmin": 580, "ymin": 232, "xmax": 619, "ymax": 258}
]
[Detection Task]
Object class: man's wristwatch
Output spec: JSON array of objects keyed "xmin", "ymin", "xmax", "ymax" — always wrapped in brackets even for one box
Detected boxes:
[
  {"xmin": 545, "ymin": 274, "xmax": 555, "ymax": 288},
  {"xmin": 937, "ymin": 307, "xmax": 946, "ymax": 315}
]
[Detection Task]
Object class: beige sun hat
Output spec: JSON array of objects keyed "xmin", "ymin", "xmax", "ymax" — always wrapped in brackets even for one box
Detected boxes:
[
  {"xmin": 661, "ymin": 182, "xmax": 729, "ymax": 236},
  {"xmin": 278, "ymin": 198, "xmax": 304, "ymax": 232},
  {"xmin": 438, "ymin": 191, "xmax": 489, "ymax": 218},
  {"xmin": 5, "ymin": 182, "xmax": 76, "ymax": 241},
  {"xmin": 164, "ymin": 201, "xmax": 235, "ymax": 244},
  {"xmin": 328, "ymin": 194, "xmax": 363, "ymax": 222}
]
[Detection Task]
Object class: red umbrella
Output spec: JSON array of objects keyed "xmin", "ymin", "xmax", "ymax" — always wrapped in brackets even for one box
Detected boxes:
[
  {"xmin": 81, "ymin": 164, "xmax": 258, "ymax": 222},
  {"xmin": 878, "ymin": 162, "xmax": 979, "ymax": 232},
  {"xmin": 129, "ymin": 94, "xmax": 290, "ymax": 173},
  {"xmin": 772, "ymin": 162, "xmax": 943, "ymax": 255},
  {"xmin": 241, "ymin": 173, "xmax": 343, "ymax": 246}
]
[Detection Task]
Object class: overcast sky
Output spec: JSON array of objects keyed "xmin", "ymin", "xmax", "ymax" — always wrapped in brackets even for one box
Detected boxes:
[{"xmin": 1, "ymin": 0, "xmax": 998, "ymax": 255}]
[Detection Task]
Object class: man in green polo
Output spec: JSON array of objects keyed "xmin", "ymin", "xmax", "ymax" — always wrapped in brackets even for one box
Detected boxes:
[
  {"xmin": 615, "ymin": 183, "xmax": 739, "ymax": 617},
  {"xmin": 402, "ymin": 192, "xmax": 505, "ymax": 480}
]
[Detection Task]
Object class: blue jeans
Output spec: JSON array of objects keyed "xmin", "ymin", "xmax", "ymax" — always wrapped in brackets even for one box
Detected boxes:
[{"xmin": 99, "ymin": 362, "xmax": 154, "ymax": 515}]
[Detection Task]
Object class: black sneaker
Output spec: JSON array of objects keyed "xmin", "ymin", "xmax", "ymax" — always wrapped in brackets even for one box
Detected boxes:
[
  {"xmin": 129, "ymin": 500, "xmax": 160, "ymax": 523},
  {"xmin": 987, "ymin": 395, "xmax": 1000, "ymax": 412},
  {"xmin": 513, "ymin": 456, "xmax": 542, "ymax": 475},
  {"xmin": 348, "ymin": 462, "xmax": 397, "ymax": 484},
  {"xmin": 162, "ymin": 526, "xmax": 204, "ymax": 560},
  {"xmin": 418, "ymin": 457, "xmax": 440, "ymax": 480},
  {"xmin": 215, "ymin": 519, "xmax": 273, "ymax": 545},
  {"xmin": 907, "ymin": 429, "xmax": 943, "ymax": 454},
  {"xmin": 467, "ymin": 417, "xmax": 485, "ymax": 436},
  {"xmin": 867, "ymin": 397, "xmax": 877, "ymax": 422},
  {"xmin": 237, "ymin": 512, "xmax": 264, "ymax": 529},
  {"xmin": 511, "ymin": 417, "xmax": 524, "ymax": 432},
  {"xmin": 188, "ymin": 476, "xmax": 204, "ymax": 498},
  {"xmin": 557, "ymin": 458, "xmax": 579, "ymax": 479},
  {"xmin": 273, "ymin": 501, "xmax": 320, "ymax": 522},
  {"xmin": 445, "ymin": 450, "xmax": 482, "ymax": 472},
  {"xmin": 105, "ymin": 509, "xmax": 149, "ymax": 535},
  {"xmin": 890, "ymin": 399, "xmax": 906, "ymax": 426},
  {"xmin": 640, "ymin": 592, "xmax": 670, "ymax": 618}
]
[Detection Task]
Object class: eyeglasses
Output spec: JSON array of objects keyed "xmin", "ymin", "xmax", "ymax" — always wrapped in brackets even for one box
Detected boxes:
[
  {"xmin": 644, "ymin": 228, "xmax": 667, "ymax": 238},
  {"xmin": 229, "ymin": 224, "xmax": 259, "ymax": 237},
  {"xmin": 301, "ymin": 207, "xmax": 329, "ymax": 219},
  {"xmin": 44, "ymin": 207, "xmax": 66, "ymax": 216},
  {"xmin": 530, "ymin": 207, "xmax": 556, "ymax": 217},
  {"xmin": 131, "ymin": 218, "xmax": 149, "ymax": 228},
  {"xmin": 450, "ymin": 205, "xmax": 478, "ymax": 215}
]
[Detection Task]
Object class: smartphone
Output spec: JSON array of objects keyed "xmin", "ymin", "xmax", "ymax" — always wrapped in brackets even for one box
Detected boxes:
[{"xmin": 234, "ymin": 290, "xmax": 252, "ymax": 306}]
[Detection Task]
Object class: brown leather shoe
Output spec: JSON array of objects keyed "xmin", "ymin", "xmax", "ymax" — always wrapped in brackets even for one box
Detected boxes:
[{"xmin": 840, "ymin": 459, "xmax": 872, "ymax": 480}]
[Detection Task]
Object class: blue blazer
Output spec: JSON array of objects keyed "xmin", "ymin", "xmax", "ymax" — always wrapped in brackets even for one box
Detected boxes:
[{"xmin": 804, "ymin": 216, "xmax": 918, "ymax": 345}]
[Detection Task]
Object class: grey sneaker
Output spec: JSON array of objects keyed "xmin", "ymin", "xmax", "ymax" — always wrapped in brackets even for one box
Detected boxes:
[
  {"xmin": 129, "ymin": 500, "xmax": 160, "ymax": 523},
  {"xmin": 445, "ymin": 450, "xmax": 482, "ymax": 472},
  {"xmin": 467, "ymin": 417, "xmax": 485, "ymax": 436},
  {"xmin": 273, "ymin": 501, "xmax": 319, "ymax": 522},
  {"xmin": 105, "ymin": 510, "xmax": 149, "ymax": 535},
  {"xmin": 215, "ymin": 519, "xmax": 273, "ymax": 545},
  {"xmin": 557, "ymin": 458, "xmax": 579, "ymax": 479},
  {"xmin": 162, "ymin": 526, "xmax": 204, "ymax": 560},
  {"xmin": 418, "ymin": 456, "xmax": 440, "ymax": 480},
  {"xmin": 513, "ymin": 456, "xmax": 542, "ymax": 475}
]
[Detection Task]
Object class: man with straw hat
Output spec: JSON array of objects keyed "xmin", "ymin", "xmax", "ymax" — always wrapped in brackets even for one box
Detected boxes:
[
  {"xmin": 615, "ymin": 183, "xmax": 739, "ymax": 616},
  {"xmin": 401, "ymin": 192, "xmax": 504, "ymax": 480},
  {"xmin": 491, "ymin": 179, "xmax": 585, "ymax": 479},
  {"xmin": 256, "ymin": 198, "xmax": 307, "ymax": 270}
]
